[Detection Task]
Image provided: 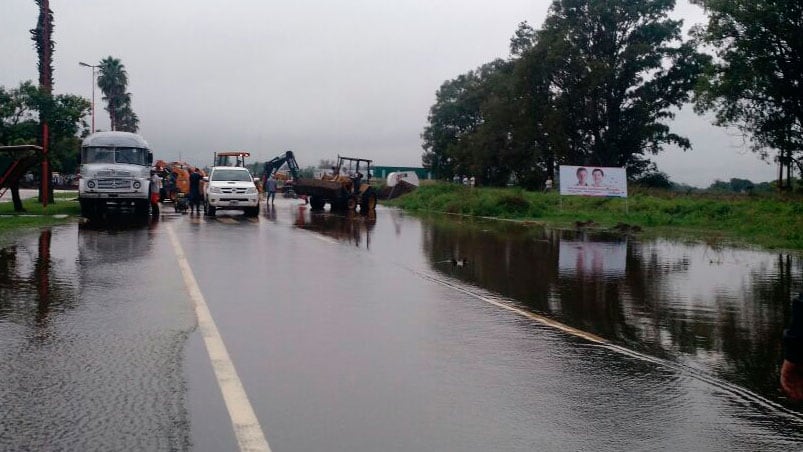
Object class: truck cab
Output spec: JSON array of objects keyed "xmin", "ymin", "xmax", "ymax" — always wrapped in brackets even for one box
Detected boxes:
[{"xmin": 78, "ymin": 131, "xmax": 153, "ymax": 220}]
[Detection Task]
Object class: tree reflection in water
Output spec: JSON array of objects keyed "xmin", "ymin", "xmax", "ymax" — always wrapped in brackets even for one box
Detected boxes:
[{"xmin": 421, "ymin": 216, "xmax": 802, "ymax": 404}]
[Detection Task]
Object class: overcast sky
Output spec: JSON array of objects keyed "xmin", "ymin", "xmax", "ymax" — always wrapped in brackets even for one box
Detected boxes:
[{"xmin": 1, "ymin": 0, "xmax": 778, "ymax": 186}]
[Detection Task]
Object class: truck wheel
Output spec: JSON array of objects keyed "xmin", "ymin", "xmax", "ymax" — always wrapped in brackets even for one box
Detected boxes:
[
  {"xmin": 206, "ymin": 205, "xmax": 216, "ymax": 217},
  {"xmin": 310, "ymin": 196, "xmax": 325, "ymax": 211},
  {"xmin": 134, "ymin": 199, "xmax": 150, "ymax": 220},
  {"xmin": 80, "ymin": 199, "xmax": 96, "ymax": 219},
  {"xmin": 360, "ymin": 192, "xmax": 377, "ymax": 212}
]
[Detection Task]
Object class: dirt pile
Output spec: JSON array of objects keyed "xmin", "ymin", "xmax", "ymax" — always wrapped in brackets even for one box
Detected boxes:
[{"xmin": 379, "ymin": 180, "xmax": 417, "ymax": 200}]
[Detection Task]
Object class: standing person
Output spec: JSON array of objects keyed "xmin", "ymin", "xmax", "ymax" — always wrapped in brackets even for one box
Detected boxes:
[
  {"xmin": 469, "ymin": 176, "xmax": 476, "ymax": 188},
  {"xmin": 265, "ymin": 174, "xmax": 278, "ymax": 205},
  {"xmin": 544, "ymin": 177, "xmax": 553, "ymax": 192},
  {"xmin": 352, "ymin": 171, "xmax": 363, "ymax": 194},
  {"xmin": 782, "ymin": 294, "xmax": 803, "ymax": 401},
  {"xmin": 189, "ymin": 168, "xmax": 202, "ymax": 214},
  {"xmin": 149, "ymin": 170, "xmax": 161, "ymax": 216}
]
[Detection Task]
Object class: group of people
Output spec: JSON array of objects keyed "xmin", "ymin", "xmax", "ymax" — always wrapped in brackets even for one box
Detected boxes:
[
  {"xmin": 452, "ymin": 174, "xmax": 476, "ymax": 187},
  {"xmin": 149, "ymin": 167, "xmax": 203, "ymax": 215}
]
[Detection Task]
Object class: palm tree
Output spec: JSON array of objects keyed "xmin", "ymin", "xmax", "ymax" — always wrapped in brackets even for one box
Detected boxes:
[
  {"xmin": 30, "ymin": 0, "xmax": 53, "ymax": 205},
  {"xmin": 116, "ymin": 104, "xmax": 139, "ymax": 133},
  {"xmin": 97, "ymin": 56, "xmax": 129, "ymax": 131}
]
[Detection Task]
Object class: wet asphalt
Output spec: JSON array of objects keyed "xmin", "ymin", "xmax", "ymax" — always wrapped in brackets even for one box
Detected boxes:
[{"xmin": 1, "ymin": 197, "xmax": 802, "ymax": 451}]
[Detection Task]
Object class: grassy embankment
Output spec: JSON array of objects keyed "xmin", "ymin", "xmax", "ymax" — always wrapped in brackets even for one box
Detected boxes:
[
  {"xmin": 0, "ymin": 191, "xmax": 80, "ymax": 233},
  {"xmin": 386, "ymin": 183, "xmax": 803, "ymax": 250}
]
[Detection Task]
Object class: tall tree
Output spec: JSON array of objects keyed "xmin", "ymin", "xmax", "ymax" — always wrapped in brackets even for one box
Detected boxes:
[
  {"xmin": 535, "ymin": 0, "xmax": 709, "ymax": 175},
  {"xmin": 30, "ymin": 0, "xmax": 54, "ymax": 204},
  {"xmin": 422, "ymin": 61, "xmax": 506, "ymax": 181},
  {"xmin": 422, "ymin": 0, "xmax": 709, "ymax": 186},
  {"xmin": 692, "ymin": 0, "xmax": 803, "ymax": 190},
  {"xmin": 0, "ymin": 82, "xmax": 90, "ymax": 176},
  {"xmin": 97, "ymin": 56, "xmax": 137, "ymax": 132},
  {"xmin": 116, "ymin": 103, "xmax": 139, "ymax": 133}
]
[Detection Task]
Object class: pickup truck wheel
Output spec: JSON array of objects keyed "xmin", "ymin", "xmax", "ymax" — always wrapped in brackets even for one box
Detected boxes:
[
  {"xmin": 245, "ymin": 205, "xmax": 259, "ymax": 217},
  {"xmin": 206, "ymin": 204, "xmax": 216, "ymax": 217}
]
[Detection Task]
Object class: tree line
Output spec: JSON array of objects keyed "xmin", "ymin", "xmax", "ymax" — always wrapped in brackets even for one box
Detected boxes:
[
  {"xmin": 422, "ymin": 0, "xmax": 802, "ymax": 190},
  {"xmin": 1, "ymin": 0, "xmax": 140, "ymax": 182}
]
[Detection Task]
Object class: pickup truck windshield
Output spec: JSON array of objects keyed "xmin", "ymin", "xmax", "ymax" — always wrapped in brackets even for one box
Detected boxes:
[
  {"xmin": 211, "ymin": 169, "xmax": 253, "ymax": 182},
  {"xmin": 83, "ymin": 146, "xmax": 148, "ymax": 165}
]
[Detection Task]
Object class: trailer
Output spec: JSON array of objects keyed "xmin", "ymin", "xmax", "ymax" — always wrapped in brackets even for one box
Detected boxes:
[{"xmin": 293, "ymin": 155, "xmax": 377, "ymax": 213}]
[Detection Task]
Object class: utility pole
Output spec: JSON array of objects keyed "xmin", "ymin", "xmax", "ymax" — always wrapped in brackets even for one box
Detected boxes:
[{"xmin": 79, "ymin": 62, "xmax": 98, "ymax": 133}]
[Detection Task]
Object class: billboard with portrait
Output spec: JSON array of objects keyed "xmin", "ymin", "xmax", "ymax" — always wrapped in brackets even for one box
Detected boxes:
[
  {"xmin": 559, "ymin": 165, "xmax": 627, "ymax": 198},
  {"xmin": 558, "ymin": 238, "xmax": 627, "ymax": 279}
]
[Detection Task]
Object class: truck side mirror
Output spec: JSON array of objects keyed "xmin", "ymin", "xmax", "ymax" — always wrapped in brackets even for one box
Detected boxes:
[
  {"xmin": 147, "ymin": 152, "xmax": 153, "ymax": 164},
  {"xmin": 202, "ymin": 176, "xmax": 209, "ymax": 182}
]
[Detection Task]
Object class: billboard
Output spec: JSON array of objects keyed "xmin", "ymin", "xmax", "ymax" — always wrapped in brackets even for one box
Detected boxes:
[
  {"xmin": 559, "ymin": 165, "xmax": 627, "ymax": 198},
  {"xmin": 558, "ymin": 239, "xmax": 627, "ymax": 279}
]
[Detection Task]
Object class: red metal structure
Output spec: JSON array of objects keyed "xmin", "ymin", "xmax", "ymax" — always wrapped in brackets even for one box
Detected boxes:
[{"xmin": 0, "ymin": 145, "xmax": 44, "ymax": 202}]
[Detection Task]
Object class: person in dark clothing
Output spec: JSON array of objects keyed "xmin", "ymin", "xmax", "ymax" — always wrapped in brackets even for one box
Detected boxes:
[
  {"xmin": 782, "ymin": 294, "xmax": 803, "ymax": 401},
  {"xmin": 265, "ymin": 175, "xmax": 278, "ymax": 205},
  {"xmin": 352, "ymin": 171, "xmax": 363, "ymax": 194},
  {"xmin": 189, "ymin": 168, "xmax": 203, "ymax": 214}
]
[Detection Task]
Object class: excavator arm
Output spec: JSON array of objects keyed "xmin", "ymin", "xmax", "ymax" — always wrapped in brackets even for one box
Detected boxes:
[{"xmin": 262, "ymin": 151, "xmax": 300, "ymax": 180}]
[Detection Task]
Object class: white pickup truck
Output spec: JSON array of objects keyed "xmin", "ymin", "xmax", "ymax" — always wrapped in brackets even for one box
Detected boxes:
[{"xmin": 203, "ymin": 166, "xmax": 260, "ymax": 217}]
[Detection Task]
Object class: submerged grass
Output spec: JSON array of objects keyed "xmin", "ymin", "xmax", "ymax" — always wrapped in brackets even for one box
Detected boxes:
[
  {"xmin": 0, "ymin": 192, "xmax": 80, "ymax": 234},
  {"xmin": 386, "ymin": 183, "xmax": 803, "ymax": 250}
]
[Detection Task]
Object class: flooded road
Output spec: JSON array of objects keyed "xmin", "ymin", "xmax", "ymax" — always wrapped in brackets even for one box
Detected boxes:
[{"xmin": 1, "ymin": 199, "xmax": 802, "ymax": 450}]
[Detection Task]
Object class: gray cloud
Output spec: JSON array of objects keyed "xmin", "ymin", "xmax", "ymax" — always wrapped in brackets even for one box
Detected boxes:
[{"xmin": 1, "ymin": 0, "xmax": 777, "ymax": 186}]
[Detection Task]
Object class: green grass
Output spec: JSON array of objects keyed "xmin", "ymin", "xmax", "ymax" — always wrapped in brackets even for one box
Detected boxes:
[
  {"xmin": 386, "ymin": 183, "xmax": 803, "ymax": 250},
  {"xmin": 0, "ymin": 192, "xmax": 80, "ymax": 233}
]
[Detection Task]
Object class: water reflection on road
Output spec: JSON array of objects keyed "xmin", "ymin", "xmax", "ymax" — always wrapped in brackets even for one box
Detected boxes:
[
  {"xmin": 1, "ymin": 203, "xmax": 801, "ymax": 449},
  {"xmin": 416, "ymin": 214, "xmax": 801, "ymax": 406},
  {"xmin": 294, "ymin": 205, "xmax": 377, "ymax": 249},
  {"xmin": 0, "ymin": 222, "xmax": 194, "ymax": 450},
  {"xmin": 289, "ymin": 206, "xmax": 802, "ymax": 408}
]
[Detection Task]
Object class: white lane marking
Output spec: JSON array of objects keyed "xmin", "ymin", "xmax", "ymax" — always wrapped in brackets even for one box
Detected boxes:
[
  {"xmin": 306, "ymin": 231, "xmax": 339, "ymax": 245},
  {"xmin": 413, "ymin": 269, "xmax": 608, "ymax": 344},
  {"xmin": 412, "ymin": 268, "xmax": 803, "ymax": 422},
  {"xmin": 167, "ymin": 225, "xmax": 272, "ymax": 452}
]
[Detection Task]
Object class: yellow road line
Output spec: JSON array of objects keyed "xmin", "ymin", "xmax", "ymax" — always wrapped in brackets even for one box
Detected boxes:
[{"xmin": 167, "ymin": 225, "xmax": 271, "ymax": 452}]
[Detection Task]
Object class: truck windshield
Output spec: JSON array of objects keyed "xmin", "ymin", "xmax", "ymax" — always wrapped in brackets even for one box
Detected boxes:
[
  {"xmin": 211, "ymin": 169, "xmax": 253, "ymax": 182},
  {"xmin": 82, "ymin": 146, "xmax": 148, "ymax": 165}
]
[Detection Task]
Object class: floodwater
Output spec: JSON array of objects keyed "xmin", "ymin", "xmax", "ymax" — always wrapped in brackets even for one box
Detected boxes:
[
  {"xmin": 1, "ymin": 201, "xmax": 802, "ymax": 450},
  {"xmin": 298, "ymin": 207, "xmax": 803, "ymax": 406},
  {"xmin": 414, "ymin": 214, "xmax": 802, "ymax": 405},
  {"xmin": 0, "ymin": 221, "xmax": 195, "ymax": 450}
]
